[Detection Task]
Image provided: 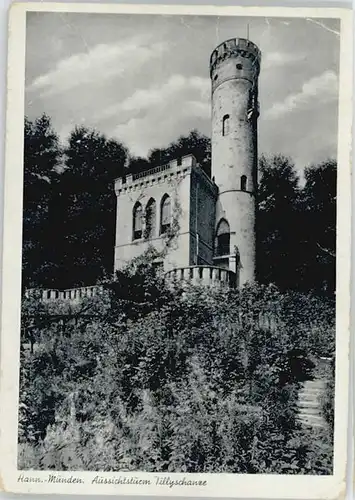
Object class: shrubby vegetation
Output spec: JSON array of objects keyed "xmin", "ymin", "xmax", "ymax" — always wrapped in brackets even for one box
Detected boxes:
[{"xmin": 19, "ymin": 254, "xmax": 335, "ymax": 474}]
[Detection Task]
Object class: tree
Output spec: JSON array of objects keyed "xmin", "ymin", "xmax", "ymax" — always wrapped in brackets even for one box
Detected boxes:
[
  {"xmin": 22, "ymin": 114, "xmax": 62, "ymax": 288},
  {"xmin": 257, "ymin": 154, "xmax": 302, "ymax": 290},
  {"xmin": 127, "ymin": 156, "xmax": 151, "ymax": 175},
  {"xmin": 257, "ymin": 155, "xmax": 337, "ymax": 295},
  {"xmin": 298, "ymin": 160, "xmax": 336, "ymax": 294},
  {"xmin": 147, "ymin": 130, "xmax": 211, "ymax": 177},
  {"xmin": 57, "ymin": 126, "xmax": 129, "ymax": 287}
]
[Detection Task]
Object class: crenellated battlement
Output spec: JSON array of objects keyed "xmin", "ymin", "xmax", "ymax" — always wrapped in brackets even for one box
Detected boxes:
[
  {"xmin": 114, "ymin": 154, "xmax": 217, "ymax": 196},
  {"xmin": 210, "ymin": 38, "xmax": 261, "ymax": 78},
  {"xmin": 165, "ymin": 265, "xmax": 236, "ymax": 288}
]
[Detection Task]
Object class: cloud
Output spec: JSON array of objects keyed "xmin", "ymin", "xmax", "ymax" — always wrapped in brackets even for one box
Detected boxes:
[
  {"xmin": 97, "ymin": 74, "xmax": 209, "ymax": 121},
  {"xmin": 104, "ymin": 74, "xmax": 210, "ymax": 156},
  {"xmin": 262, "ymin": 51, "xmax": 305, "ymax": 70},
  {"xmin": 265, "ymin": 70, "xmax": 338, "ymax": 119},
  {"xmin": 27, "ymin": 35, "xmax": 168, "ymax": 97},
  {"xmin": 183, "ymin": 100, "xmax": 210, "ymax": 119}
]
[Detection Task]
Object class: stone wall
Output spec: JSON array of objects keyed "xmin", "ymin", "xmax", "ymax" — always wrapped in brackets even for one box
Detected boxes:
[{"xmin": 114, "ymin": 155, "xmax": 194, "ymax": 272}]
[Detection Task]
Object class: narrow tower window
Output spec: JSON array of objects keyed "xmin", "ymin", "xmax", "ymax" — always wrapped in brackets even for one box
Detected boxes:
[
  {"xmin": 241, "ymin": 175, "xmax": 247, "ymax": 191},
  {"xmin": 145, "ymin": 198, "xmax": 156, "ymax": 239},
  {"xmin": 160, "ymin": 194, "xmax": 171, "ymax": 234},
  {"xmin": 215, "ymin": 219, "xmax": 230, "ymax": 256},
  {"xmin": 222, "ymin": 114, "xmax": 230, "ymax": 136},
  {"xmin": 133, "ymin": 202, "xmax": 143, "ymax": 240}
]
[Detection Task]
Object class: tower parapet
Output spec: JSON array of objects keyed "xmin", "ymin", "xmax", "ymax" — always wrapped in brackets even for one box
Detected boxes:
[{"xmin": 210, "ymin": 38, "xmax": 261, "ymax": 92}]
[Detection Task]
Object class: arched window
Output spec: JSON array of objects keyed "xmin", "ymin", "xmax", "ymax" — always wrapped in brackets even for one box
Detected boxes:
[
  {"xmin": 145, "ymin": 198, "xmax": 156, "ymax": 239},
  {"xmin": 241, "ymin": 175, "xmax": 247, "ymax": 191},
  {"xmin": 160, "ymin": 194, "xmax": 171, "ymax": 234},
  {"xmin": 215, "ymin": 219, "xmax": 230, "ymax": 256},
  {"xmin": 222, "ymin": 114, "xmax": 230, "ymax": 136},
  {"xmin": 133, "ymin": 202, "xmax": 143, "ymax": 240}
]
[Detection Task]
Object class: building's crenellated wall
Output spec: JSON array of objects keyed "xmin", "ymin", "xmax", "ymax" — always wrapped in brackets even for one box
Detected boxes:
[
  {"xmin": 114, "ymin": 155, "xmax": 197, "ymax": 272},
  {"xmin": 25, "ymin": 285, "xmax": 105, "ymax": 303},
  {"xmin": 114, "ymin": 154, "xmax": 219, "ymax": 273}
]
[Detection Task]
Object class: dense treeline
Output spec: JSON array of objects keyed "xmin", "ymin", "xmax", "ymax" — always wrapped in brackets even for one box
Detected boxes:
[
  {"xmin": 23, "ymin": 114, "xmax": 336, "ymax": 294},
  {"xmin": 257, "ymin": 154, "xmax": 336, "ymax": 293},
  {"xmin": 19, "ymin": 260, "xmax": 334, "ymax": 473}
]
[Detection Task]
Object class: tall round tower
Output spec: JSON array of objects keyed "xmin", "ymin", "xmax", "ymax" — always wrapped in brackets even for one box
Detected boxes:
[{"xmin": 210, "ymin": 38, "xmax": 261, "ymax": 286}]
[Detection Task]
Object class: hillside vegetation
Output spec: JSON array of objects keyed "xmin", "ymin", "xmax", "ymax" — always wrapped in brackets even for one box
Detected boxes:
[{"xmin": 19, "ymin": 256, "xmax": 335, "ymax": 474}]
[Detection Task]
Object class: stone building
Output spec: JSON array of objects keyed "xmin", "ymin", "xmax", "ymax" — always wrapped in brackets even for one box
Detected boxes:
[{"xmin": 114, "ymin": 37, "xmax": 261, "ymax": 288}]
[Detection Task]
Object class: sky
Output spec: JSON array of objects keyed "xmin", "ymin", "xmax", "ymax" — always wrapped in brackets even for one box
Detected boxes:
[{"xmin": 25, "ymin": 12, "xmax": 340, "ymax": 176}]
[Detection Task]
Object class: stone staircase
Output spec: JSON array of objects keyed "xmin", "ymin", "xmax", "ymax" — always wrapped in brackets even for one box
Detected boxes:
[
  {"xmin": 297, "ymin": 356, "xmax": 333, "ymax": 428},
  {"xmin": 297, "ymin": 378, "xmax": 328, "ymax": 428}
]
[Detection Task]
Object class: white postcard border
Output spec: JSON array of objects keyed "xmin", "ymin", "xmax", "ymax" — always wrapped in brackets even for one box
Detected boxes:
[{"xmin": 0, "ymin": 3, "xmax": 352, "ymax": 498}]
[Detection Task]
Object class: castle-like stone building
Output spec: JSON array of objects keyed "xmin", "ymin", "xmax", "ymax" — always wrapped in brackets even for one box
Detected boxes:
[{"xmin": 114, "ymin": 37, "xmax": 261, "ymax": 288}]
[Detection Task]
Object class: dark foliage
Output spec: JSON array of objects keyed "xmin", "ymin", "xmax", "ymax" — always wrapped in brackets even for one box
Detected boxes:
[
  {"xmin": 18, "ymin": 264, "xmax": 335, "ymax": 473},
  {"xmin": 257, "ymin": 155, "xmax": 336, "ymax": 295},
  {"xmin": 50, "ymin": 126, "xmax": 128, "ymax": 288},
  {"xmin": 299, "ymin": 160, "xmax": 336, "ymax": 293},
  {"xmin": 146, "ymin": 129, "xmax": 211, "ymax": 177},
  {"xmin": 257, "ymin": 154, "xmax": 300, "ymax": 290},
  {"xmin": 22, "ymin": 115, "xmax": 62, "ymax": 288}
]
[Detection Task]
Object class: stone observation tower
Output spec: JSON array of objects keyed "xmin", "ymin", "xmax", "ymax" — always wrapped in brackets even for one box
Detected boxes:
[{"xmin": 210, "ymin": 38, "xmax": 261, "ymax": 286}]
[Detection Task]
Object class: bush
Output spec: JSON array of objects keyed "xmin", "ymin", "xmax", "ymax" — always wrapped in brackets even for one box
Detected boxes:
[
  {"xmin": 319, "ymin": 356, "xmax": 335, "ymax": 433},
  {"xmin": 18, "ymin": 263, "xmax": 335, "ymax": 473}
]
